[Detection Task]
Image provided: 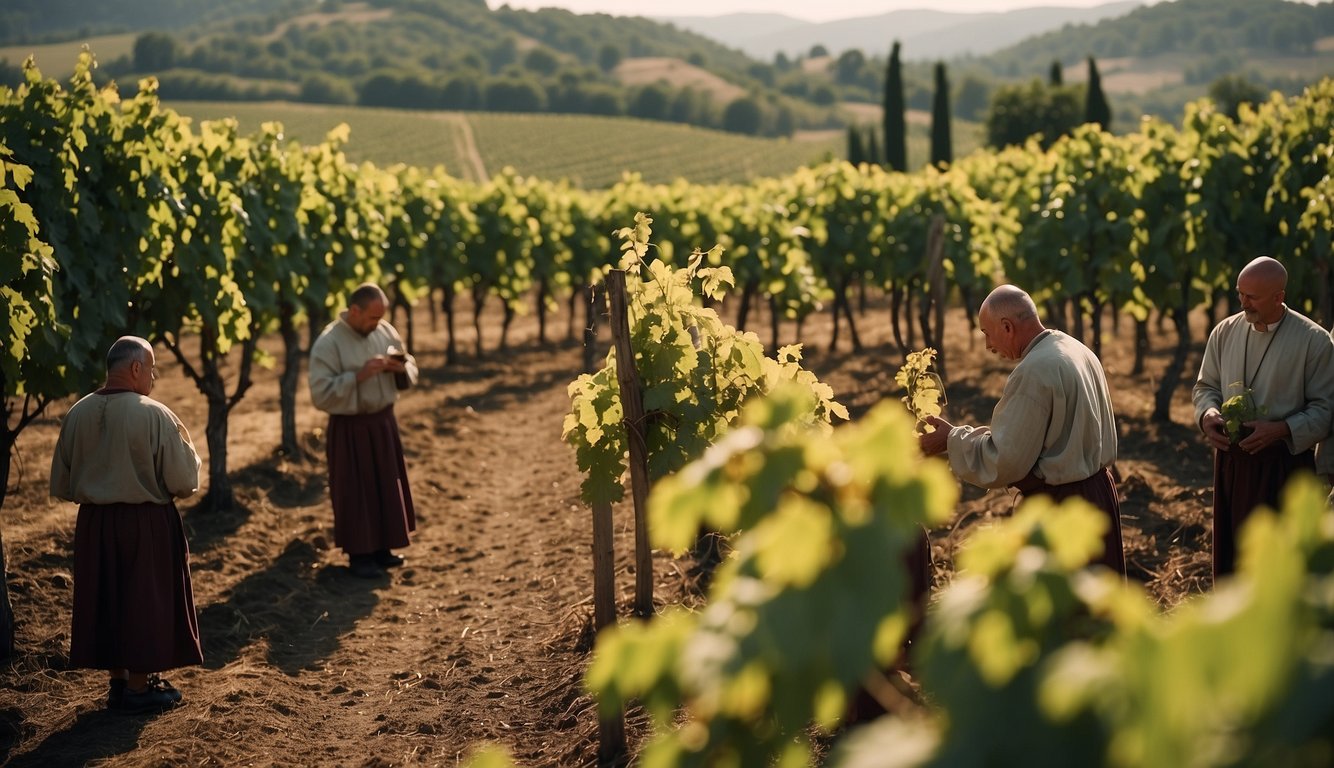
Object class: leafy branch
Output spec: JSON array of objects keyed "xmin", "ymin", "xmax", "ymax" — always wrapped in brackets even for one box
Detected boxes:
[{"xmin": 895, "ymin": 346, "xmax": 945, "ymax": 433}]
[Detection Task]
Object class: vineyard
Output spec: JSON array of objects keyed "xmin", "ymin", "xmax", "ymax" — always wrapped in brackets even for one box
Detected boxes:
[
  {"xmin": 168, "ymin": 100, "xmax": 851, "ymax": 186},
  {"xmin": 2, "ymin": 53, "xmax": 1333, "ymax": 766}
]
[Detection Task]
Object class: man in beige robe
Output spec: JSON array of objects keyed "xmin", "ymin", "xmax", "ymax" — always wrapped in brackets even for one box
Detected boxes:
[
  {"xmin": 1194, "ymin": 256, "xmax": 1334, "ymax": 582},
  {"xmin": 309, "ymin": 283, "xmax": 418, "ymax": 578},
  {"xmin": 919, "ymin": 285, "xmax": 1125, "ymax": 574},
  {"xmin": 52, "ymin": 335, "xmax": 202, "ymax": 713}
]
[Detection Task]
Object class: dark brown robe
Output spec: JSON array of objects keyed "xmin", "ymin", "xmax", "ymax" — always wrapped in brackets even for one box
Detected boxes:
[
  {"xmin": 70, "ymin": 501, "xmax": 203, "ymax": 672},
  {"xmin": 326, "ymin": 405, "xmax": 416, "ymax": 556},
  {"xmin": 1212, "ymin": 443, "xmax": 1314, "ymax": 582}
]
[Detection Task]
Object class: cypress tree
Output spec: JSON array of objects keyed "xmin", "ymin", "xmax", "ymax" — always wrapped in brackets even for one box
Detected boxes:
[
  {"xmin": 865, "ymin": 127, "xmax": 881, "ymax": 166},
  {"xmin": 847, "ymin": 125, "xmax": 865, "ymax": 165},
  {"xmin": 882, "ymin": 41, "xmax": 907, "ymax": 171},
  {"xmin": 930, "ymin": 62, "xmax": 952, "ymax": 168},
  {"xmin": 1085, "ymin": 55, "xmax": 1111, "ymax": 130},
  {"xmin": 1049, "ymin": 59, "xmax": 1063, "ymax": 86}
]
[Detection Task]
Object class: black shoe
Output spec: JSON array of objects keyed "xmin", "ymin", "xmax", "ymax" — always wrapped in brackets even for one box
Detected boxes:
[
  {"xmin": 116, "ymin": 675, "xmax": 182, "ymax": 714},
  {"xmin": 349, "ymin": 554, "xmax": 382, "ymax": 579},
  {"xmin": 107, "ymin": 677, "xmax": 127, "ymax": 709},
  {"xmin": 373, "ymin": 549, "xmax": 404, "ymax": 568}
]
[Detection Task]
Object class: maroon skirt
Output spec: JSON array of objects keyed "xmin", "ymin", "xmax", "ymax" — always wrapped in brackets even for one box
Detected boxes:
[
  {"xmin": 70, "ymin": 501, "xmax": 203, "ymax": 672},
  {"xmin": 1212, "ymin": 443, "xmax": 1313, "ymax": 582},
  {"xmin": 327, "ymin": 406, "xmax": 416, "ymax": 555},
  {"xmin": 1013, "ymin": 467, "xmax": 1126, "ymax": 575}
]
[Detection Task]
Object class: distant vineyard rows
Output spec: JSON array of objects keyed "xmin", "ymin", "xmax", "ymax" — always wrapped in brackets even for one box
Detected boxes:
[{"xmin": 170, "ymin": 100, "xmax": 848, "ymax": 186}]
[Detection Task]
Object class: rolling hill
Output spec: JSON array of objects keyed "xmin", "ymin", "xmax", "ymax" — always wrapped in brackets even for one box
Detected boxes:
[{"xmin": 662, "ymin": 1, "xmax": 1144, "ymax": 60}]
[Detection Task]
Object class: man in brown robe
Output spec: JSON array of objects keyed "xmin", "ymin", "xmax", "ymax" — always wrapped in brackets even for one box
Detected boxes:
[
  {"xmin": 919, "ymin": 285, "xmax": 1125, "ymax": 575},
  {"xmin": 51, "ymin": 336, "xmax": 203, "ymax": 714},
  {"xmin": 309, "ymin": 283, "xmax": 418, "ymax": 578},
  {"xmin": 1194, "ymin": 256, "xmax": 1334, "ymax": 582}
]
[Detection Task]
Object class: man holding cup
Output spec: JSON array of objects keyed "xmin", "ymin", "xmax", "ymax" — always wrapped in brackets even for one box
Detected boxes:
[{"xmin": 309, "ymin": 283, "xmax": 419, "ymax": 578}]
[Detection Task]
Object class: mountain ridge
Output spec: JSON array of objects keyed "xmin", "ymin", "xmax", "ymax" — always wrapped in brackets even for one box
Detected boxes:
[{"xmin": 660, "ymin": 1, "xmax": 1145, "ymax": 60}]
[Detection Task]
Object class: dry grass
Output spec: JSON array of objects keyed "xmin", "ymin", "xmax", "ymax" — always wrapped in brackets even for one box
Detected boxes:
[
  {"xmin": 259, "ymin": 2, "xmax": 395, "ymax": 43},
  {"xmin": 613, "ymin": 56, "xmax": 747, "ymax": 104},
  {"xmin": 0, "ymin": 34, "xmax": 137, "ymax": 71}
]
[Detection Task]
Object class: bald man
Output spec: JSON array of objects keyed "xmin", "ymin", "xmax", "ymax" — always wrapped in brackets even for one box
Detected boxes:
[
  {"xmin": 919, "ymin": 284, "xmax": 1125, "ymax": 575},
  {"xmin": 1194, "ymin": 256, "xmax": 1334, "ymax": 582},
  {"xmin": 51, "ymin": 336, "xmax": 202, "ymax": 713},
  {"xmin": 309, "ymin": 283, "xmax": 418, "ymax": 579}
]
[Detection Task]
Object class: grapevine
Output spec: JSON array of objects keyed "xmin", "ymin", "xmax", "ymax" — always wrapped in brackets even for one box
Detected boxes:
[
  {"xmin": 1220, "ymin": 383, "xmax": 1263, "ymax": 443},
  {"xmin": 895, "ymin": 347, "xmax": 945, "ymax": 432},
  {"xmin": 562, "ymin": 212, "xmax": 848, "ymax": 507}
]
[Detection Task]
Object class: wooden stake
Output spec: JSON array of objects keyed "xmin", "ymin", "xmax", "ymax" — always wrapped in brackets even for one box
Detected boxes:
[
  {"xmin": 605, "ymin": 270, "xmax": 654, "ymax": 619},
  {"xmin": 591, "ymin": 499, "xmax": 624, "ymax": 763},
  {"xmin": 923, "ymin": 214, "xmax": 948, "ymax": 382}
]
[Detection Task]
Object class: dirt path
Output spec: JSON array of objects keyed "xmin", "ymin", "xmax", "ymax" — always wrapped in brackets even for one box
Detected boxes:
[
  {"xmin": 450, "ymin": 115, "xmax": 489, "ymax": 184},
  {"xmin": 0, "ymin": 298, "xmax": 1216, "ymax": 765},
  {"xmin": 0, "ymin": 308, "xmax": 638, "ymax": 765}
]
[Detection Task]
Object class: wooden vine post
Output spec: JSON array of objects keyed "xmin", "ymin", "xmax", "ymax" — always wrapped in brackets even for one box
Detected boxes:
[
  {"xmin": 605, "ymin": 270, "xmax": 654, "ymax": 619},
  {"xmin": 591, "ymin": 494, "xmax": 625, "ymax": 765},
  {"xmin": 921, "ymin": 214, "xmax": 948, "ymax": 382},
  {"xmin": 588, "ymin": 269, "xmax": 657, "ymax": 765}
]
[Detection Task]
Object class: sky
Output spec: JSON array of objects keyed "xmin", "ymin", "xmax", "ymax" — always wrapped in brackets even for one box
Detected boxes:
[{"xmin": 486, "ymin": 0, "xmax": 1144, "ymax": 23}]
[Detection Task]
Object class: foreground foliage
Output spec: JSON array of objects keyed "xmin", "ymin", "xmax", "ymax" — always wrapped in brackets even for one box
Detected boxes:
[
  {"xmin": 586, "ymin": 383, "xmax": 1334, "ymax": 766},
  {"xmin": 587, "ymin": 392, "xmax": 955, "ymax": 766}
]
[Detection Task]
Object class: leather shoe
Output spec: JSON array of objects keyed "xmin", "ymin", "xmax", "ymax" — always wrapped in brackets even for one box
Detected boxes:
[
  {"xmin": 373, "ymin": 550, "xmax": 404, "ymax": 568},
  {"xmin": 107, "ymin": 677, "xmax": 127, "ymax": 708},
  {"xmin": 115, "ymin": 675, "xmax": 182, "ymax": 714},
  {"xmin": 349, "ymin": 555, "xmax": 382, "ymax": 579}
]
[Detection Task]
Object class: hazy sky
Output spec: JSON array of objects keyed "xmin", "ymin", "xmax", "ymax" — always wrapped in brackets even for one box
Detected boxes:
[{"xmin": 486, "ymin": 0, "xmax": 1147, "ymax": 23}]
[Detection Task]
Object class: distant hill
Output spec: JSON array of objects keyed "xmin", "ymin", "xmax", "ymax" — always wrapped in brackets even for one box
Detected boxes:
[
  {"xmin": 662, "ymin": 2, "xmax": 1144, "ymax": 61},
  {"xmin": 0, "ymin": 0, "xmax": 312, "ymax": 43},
  {"xmin": 1, "ymin": 0, "xmax": 1329, "ymax": 149},
  {"xmin": 981, "ymin": 0, "xmax": 1334, "ymax": 74},
  {"xmin": 0, "ymin": 0, "xmax": 837, "ymax": 138}
]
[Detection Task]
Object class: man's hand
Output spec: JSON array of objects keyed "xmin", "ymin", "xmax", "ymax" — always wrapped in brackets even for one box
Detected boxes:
[
  {"xmin": 356, "ymin": 354, "xmax": 391, "ymax": 383},
  {"xmin": 1238, "ymin": 419, "xmax": 1290, "ymax": 454},
  {"xmin": 1199, "ymin": 408, "xmax": 1231, "ymax": 451},
  {"xmin": 918, "ymin": 415, "xmax": 953, "ymax": 457}
]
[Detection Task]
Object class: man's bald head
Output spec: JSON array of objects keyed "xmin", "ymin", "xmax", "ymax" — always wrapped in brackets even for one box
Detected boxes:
[
  {"xmin": 1236, "ymin": 256, "xmax": 1287, "ymax": 328},
  {"xmin": 1238, "ymin": 256, "xmax": 1287, "ymax": 292},
  {"xmin": 107, "ymin": 336, "xmax": 152, "ymax": 374},
  {"xmin": 978, "ymin": 284, "xmax": 1044, "ymax": 361},
  {"xmin": 980, "ymin": 284, "xmax": 1039, "ymax": 322},
  {"xmin": 104, "ymin": 336, "xmax": 156, "ymax": 395}
]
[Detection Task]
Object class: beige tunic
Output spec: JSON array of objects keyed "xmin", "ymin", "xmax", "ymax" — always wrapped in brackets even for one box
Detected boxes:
[
  {"xmin": 50, "ymin": 391, "xmax": 201, "ymax": 505},
  {"xmin": 1193, "ymin": 307, "xmax": 1334, "ymax": 459},
  {"xmin": 308, "ymin": 314, "xmax": 418, "ymax": 415},
  {"xmin": 948, "ymin": 329, "xmax": 1118, "ymax": 488}
]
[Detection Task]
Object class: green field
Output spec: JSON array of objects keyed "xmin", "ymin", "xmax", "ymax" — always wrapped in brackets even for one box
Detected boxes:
[
  {"xmin": 168, "ymin": 100, "xmax": 985, "ymax": 188},
  {"xmin": 169, "ymin": 101, "xmax": 844, "ymax": 186},
  {"xmin": 463, "ymin": 112, "xmax": 844, "ymax": 187},
  {"xmin": 0, "ymin": 34, "xmax": 137, "ymax": 70}
]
